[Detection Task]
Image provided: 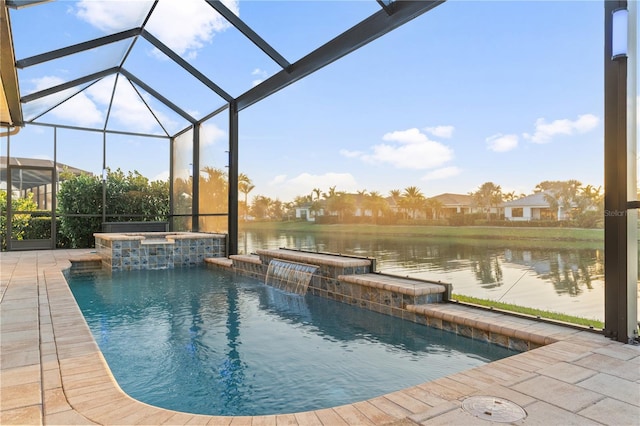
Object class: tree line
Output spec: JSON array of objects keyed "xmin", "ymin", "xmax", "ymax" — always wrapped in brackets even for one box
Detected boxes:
[
  {"xmin": 239, "ymin": 177, "xmax": 605, "ymax": 228},
  {"xmin": 0, "ymin": 166, "xmax": 609, "ymax": 251}
]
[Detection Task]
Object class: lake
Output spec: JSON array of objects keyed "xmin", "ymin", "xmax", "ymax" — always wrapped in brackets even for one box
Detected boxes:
[{"xmin": 238, "ymin": 228, "xmax": 609, "ymax": 322}]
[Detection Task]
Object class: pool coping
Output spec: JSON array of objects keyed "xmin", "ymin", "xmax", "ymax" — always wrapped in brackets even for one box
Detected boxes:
[{"xmin": 2, "ymin": 249, "xmax": 639, "ymax": 425}]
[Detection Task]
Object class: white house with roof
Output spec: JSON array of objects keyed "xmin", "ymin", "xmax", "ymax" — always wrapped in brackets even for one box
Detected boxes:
[
  {"xmin": 502, "ymin": 191, "xmax": 569, "ymax": 221},
  {"xmin": 429, "ymin": 193, "xmax": 475, "ymax": 217},
  {"xmin": 295, "ymin": 201, "xmax": 326, "ymax": 221},
  {"xmin": 428, "ymin": 193, "xmax": 501, "ymax": 218}
]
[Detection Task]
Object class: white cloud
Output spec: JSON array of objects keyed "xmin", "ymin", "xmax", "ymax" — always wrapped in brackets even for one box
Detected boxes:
[
  {"xmin": 29, "ymin": 75, "xmax": 183, "ymax": 132},
  {"xmin": 152, "ymin": 170, "xmax": 170, "ymax": 182},
  {"xmin": 421, "ymin": 166, "xmax": 461, "ymax": 181},
  {"xmin": 424, "ymin": 125, "xmax": 454, "ymax": 139},
  {"xmin": 76, "ymin": 0, "xmax": 239, "ymax": 59},
  {"xmin": 200, "ymin": 123, "xmax": 227, "ymax": 146},
  {"xmin": 523, "ymin": 113, "xmax": 600, "ymax": 144},
  {"xmin": 358, "ymin": 128, "xmax": 453, "ymax": 169},
  {"xmin": 486, "ymin": 133, "xmax": 518, "ymax": 152},
  {"xmin": 76, "ymin": 0, "xmax": 148, "ymax": 32},
  {"xmin": 266, "ymin": 172, "xmax": 358, "ymax": 201},
  {"xmin": 250, "ymin": 68, "xmax": 269, "ymax": 87},
  {"xmin": 269, "ymin": 175, "xmax": 287, "ymax": 185},
  {"xmin": 339, "ymin": 149, "xmax": 363, "ymax": 158},
  {"xmin": 89, "ymin": 77, "xmax": 177, "ymax": 133},
  {"xmin": 30, "ymin": 76, "xmax": 103, "ymax": 126}
]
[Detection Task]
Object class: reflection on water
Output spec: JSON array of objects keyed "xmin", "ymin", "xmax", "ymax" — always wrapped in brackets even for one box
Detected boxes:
[
  {"xmin": 69, "ymin": 267, "xmax": 515, "ymax": 416},
  {"xmin": 239, "ymin": 229, "xmax": 610, "ymax": 321}
]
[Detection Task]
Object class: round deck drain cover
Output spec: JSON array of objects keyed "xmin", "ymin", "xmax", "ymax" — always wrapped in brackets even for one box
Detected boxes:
[{"xmin": 462, "ymin": 396, "xmax": 527, "ymax": 422}]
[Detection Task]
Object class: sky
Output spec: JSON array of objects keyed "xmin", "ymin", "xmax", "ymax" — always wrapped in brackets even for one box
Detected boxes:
[{"xmin": 5, "ymin": 0, "xmax": 639, "ymax": 203}]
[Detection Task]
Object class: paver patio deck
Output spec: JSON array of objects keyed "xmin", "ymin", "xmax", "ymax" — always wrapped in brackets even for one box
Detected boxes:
[{"xmin": 1, "ymin": 249, "xmax": 639, "ymax": 425}]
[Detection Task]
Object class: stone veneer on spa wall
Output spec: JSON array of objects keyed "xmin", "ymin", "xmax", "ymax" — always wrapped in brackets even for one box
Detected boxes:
[{"xmin": 94, "ymin": 232, "xmax": 226, "ymax": 271}]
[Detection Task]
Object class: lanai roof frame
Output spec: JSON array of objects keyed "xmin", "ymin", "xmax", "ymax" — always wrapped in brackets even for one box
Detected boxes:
[{"xmin": 0, "ymin": 0, "xmax": 637, "ymax": 343}]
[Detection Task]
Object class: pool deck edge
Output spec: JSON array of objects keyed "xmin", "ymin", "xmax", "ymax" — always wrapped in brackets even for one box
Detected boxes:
[{"xmin": 1, "ymin": 249, "xmax": 639, "ymax": 426}]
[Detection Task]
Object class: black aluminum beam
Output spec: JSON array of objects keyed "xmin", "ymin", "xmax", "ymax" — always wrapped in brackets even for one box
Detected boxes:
[
  {"xmin": 199, "ymin": 103, "xmax": 229, "ymax": 124},
  {"xmin": 377, "ymin": 0, "xmax": 396, "ymax": 15},
  {"xmin": 26, "ymin": 121, "xmax": 169, "ymax": 139},
  {"xmin": 204, "ymin": 0, "xmax": 290, "ymax": 70},
  {"xmin": 20, "ymin": 67, "xmax": 119, "ymax": 103},
  {"xmin": 125, "ymin": 78, "xmax": 170, "ymax": 137},
  {"xmin": 120, "ymin": 68, "xmax": 196, "ymax": 124},
  {"xmin": 16, "ymin": 28, "xmax": 142, "ymax": 69},
  {"xmin": 141, "ymin": 30, "xmax": 233, "ymax": 102},
  {"xmin": 227, "ymin": 100, "xmax": 239, "ymax": 255},
  {"xmin": 236, "ymin": 0, "xmax": 445, "ymax": 111},
  {"xmin": 192, "ymin": 125, "xmax": 200, "ymax": 231},
  {"xmin": 603, "ymin": 0, "xmax": 630, "ymax": 343}
]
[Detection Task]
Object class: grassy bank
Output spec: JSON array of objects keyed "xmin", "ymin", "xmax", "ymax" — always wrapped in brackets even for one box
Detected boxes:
[
  {"xmin": 451, "ymin": 294, "xmax": 605, "ymax": 329},
  {"xmin": 240, "ymin": 221, "xmax": 604, "ymax": 246}
]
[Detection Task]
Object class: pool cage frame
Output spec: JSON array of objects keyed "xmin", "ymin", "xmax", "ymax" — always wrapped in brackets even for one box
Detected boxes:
[{"xmin": 1, "ymin": 0, "xmax": 638, "ymax": 343}]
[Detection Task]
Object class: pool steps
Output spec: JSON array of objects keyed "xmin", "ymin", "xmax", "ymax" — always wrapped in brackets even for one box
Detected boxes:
[{"xmin": 68, "ymin": 254, "xmax": 102, "ymax": 274}]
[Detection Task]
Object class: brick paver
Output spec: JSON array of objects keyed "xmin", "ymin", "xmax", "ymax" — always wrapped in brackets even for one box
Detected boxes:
[{"xmin": 1, "ymin": 250, "xmax": 639, "ymax": 425}]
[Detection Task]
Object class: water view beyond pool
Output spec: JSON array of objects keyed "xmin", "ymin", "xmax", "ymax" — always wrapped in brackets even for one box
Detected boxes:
[
  {"xmin": 239, "ymin": 229, "xmax": 613, "ymax": 321},
  {"xmin": 68, "ymin": 266, "xmax": 517, "ymax": 416}
]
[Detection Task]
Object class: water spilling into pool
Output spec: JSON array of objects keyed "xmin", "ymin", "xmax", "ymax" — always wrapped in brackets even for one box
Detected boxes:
[
  {"xmin": 68, "ymin": 266, "xmax": 517, "ymax": 416},
  {"xmin": 265, "ymin": 259, "xmax": 318, "ymax": 295}
]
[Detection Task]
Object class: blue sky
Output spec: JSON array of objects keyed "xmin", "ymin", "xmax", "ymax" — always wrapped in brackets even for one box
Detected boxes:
[{"xmin": 6, "ymin": 0, "xmax": 639, "ymax": 202}]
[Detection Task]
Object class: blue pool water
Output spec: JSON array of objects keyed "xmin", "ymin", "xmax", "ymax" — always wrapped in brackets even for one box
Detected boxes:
[{"xmin": 68, "ymin": 266, "xmax": 518, "ymax": 416}]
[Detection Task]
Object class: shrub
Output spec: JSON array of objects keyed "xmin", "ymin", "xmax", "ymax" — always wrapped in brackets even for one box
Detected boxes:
[
  {"xmin": 57, "ymin": 169, "xmax": 169, "ymax": 248},
  {"xmin": 0, "ymin": 190, "xmax": 39, "ymax": 250}
]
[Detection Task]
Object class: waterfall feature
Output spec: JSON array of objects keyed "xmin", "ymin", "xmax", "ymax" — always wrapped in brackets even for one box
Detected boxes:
[{"xmin": 265, "ymin": 259, "xmax": 319, "ymax": 295}]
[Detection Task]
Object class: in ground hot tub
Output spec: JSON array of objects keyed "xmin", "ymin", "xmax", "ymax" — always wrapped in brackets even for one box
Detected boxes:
[{"xmin": 94, "ymin": 232, "xmax": 226, "ymax": 271}]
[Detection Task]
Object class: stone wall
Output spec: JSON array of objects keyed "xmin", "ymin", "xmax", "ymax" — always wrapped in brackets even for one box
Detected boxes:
[{"xmin": 94, "ymin": 232, "xmax": 226, "ymax": 271}]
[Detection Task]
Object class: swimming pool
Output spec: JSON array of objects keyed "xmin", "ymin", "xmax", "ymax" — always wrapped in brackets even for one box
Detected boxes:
[{"xmin": 68, "ymin": 266, "xmax": 518, "ymax": 416}]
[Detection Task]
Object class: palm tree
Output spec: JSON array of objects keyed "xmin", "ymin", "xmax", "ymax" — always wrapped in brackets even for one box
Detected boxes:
[
  {"xmin": 401, "ymin": 186, "xmax": 425, "ymax": 220},
  {"xmin": 251, "ymin": 195, "xmax": 273, "ymax": 220},
  {"xmin": 200, "ymin": 166, "xmax": 228, "ymax": 213},
  {"xmin": 238, "ymin": 173, "xmax": 255, "ymax": 221},
  {"xmin": 364, "ymin": 191, "xmax": 388, "ymax": 222},
  {"xmin": 581, "ymin": 184, "xmax": 602, "ymax": 204},
  {"xmin": 388, "ymin": 189, "xmax": 402, "ymax": 218},
  {"xmin": 329, "ymin": 192, "xmax": 355, "ymax": 221},
  {"xmin": 502, "ymin": 191, "xmax": 518, "ymax": 202},
  {"xmin": 323, "ymin": 186, "xmax": 338, "ymax": 216},
  {"xmin": 542, "ymin": 180, "xmax": 581, "ymax": 220},
  {"xmin": 471, "ymin": 182, "xmax": 502, "ymax": 220},
  {"xmin": 425, "ymin": 198, "xmax": 444, "ymax": 220}
]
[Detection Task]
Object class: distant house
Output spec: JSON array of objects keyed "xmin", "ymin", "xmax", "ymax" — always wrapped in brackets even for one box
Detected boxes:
[
  {"xmin": 427, "ymin": 192, "xmax": 496, "ymax": 218},
  {"xmin": 502, "ymin": 192, "xmax": 562, "ymax": 221},
  {"xmin": 295, "ymin": 201, "xmax": 325, "ymax": 221},
  {"xmin": 429, "ymin": 193, "xmax": 475, "ymax": 218}
]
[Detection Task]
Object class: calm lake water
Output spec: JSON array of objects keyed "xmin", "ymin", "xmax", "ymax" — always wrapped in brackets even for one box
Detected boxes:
[{"xmin": 238, "ymin": 229, "xmax": 612, "ymax": 322}]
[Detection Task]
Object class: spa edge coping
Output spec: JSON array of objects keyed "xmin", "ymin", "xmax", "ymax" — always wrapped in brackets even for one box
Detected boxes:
[
  {"xmin": 93, "ymin": 232, "xmax": 226, "ymax": 242},
  {"xmin": 255, "ymin": 248, "xmax": 373, "ymax": 268}
]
